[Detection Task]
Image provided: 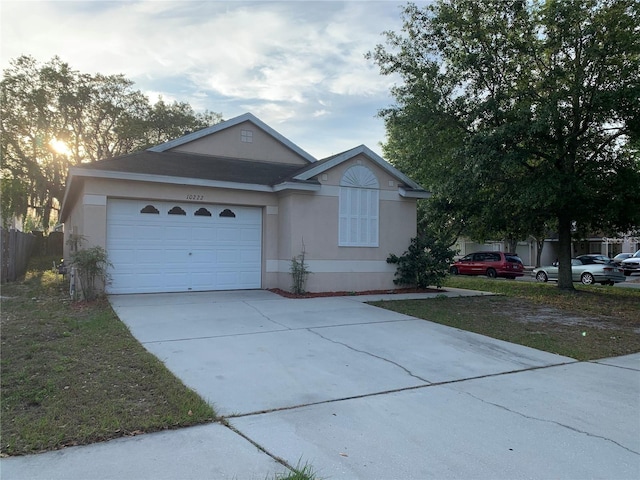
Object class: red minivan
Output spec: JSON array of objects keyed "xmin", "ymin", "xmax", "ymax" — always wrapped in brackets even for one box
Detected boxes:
[{"xmin": 450, "ymin": 251, "xmax": 524, "ymax": 279}]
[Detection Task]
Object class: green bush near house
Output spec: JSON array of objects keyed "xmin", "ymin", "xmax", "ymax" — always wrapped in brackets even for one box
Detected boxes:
[{"xmin": 387, "ymin": 234, "xmax": 455, "ymax": 289}]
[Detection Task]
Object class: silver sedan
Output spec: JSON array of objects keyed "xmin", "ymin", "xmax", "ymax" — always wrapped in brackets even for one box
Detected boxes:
[{"xmin": 532, "ymin": 258, "xmax": 626, "ymax": 286}]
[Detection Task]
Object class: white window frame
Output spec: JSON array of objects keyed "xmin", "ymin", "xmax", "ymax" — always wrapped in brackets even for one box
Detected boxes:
[
  {"xmin": 339, "ymin": 165, "xmax": 379, "ymax": 247},
  {"xmin": 241, "ymin": 129, "xmax": 253, "ymax": 143}
]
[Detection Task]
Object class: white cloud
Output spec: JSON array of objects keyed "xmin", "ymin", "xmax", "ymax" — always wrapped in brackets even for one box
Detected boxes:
[
  {"xmin": 0, "ymin": 0, "xmax": 417, "ymax": 158},
  {"xmin": 143, "ymin": 90, "xmax": 180, "ymax": 105}
]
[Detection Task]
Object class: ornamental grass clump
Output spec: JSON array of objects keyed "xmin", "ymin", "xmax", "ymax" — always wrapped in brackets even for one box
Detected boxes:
[
  {"xmin": 70, "ymin": 246, "xmax": 111, "ymax": 301},
  {"xmin": 291, "ymin": 247, "xmax": 311, "ymax": 295}
]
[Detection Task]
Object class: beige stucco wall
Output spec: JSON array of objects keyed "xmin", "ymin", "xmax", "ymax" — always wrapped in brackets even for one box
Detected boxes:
[
  {"xmin": 271, "ymin": 156, "xmax": 417, "ymax": 292},
  {"xmin": 171, "ymin": 121, "xmax": 309, "ymax": 165},
  {"xmin": 62, "ymin": 183, "xmax": 86, "ymax": 261},
  {"xmin": 64, "ymin": 154, "xmax": 418, "ymax": 294}
]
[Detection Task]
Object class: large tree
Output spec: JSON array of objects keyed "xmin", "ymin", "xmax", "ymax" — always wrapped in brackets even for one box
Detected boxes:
[
  {"xmin": 369, "ymin": 0, "xmax": 640, "ymax": 289},
  {"xmin": 1, "ymin": 56, "xmax": 221, "ymax": 231}
]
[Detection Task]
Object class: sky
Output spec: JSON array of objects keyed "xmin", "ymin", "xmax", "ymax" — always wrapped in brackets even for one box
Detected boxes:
[{"xmin": 0, "ymin": 0, "xmax": 427, "ymax": 160}]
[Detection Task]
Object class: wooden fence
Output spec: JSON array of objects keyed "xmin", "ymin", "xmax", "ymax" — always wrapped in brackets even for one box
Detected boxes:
[{"xmin": 1, "ymin": 228, "xmax": 37, "ymax": 283}]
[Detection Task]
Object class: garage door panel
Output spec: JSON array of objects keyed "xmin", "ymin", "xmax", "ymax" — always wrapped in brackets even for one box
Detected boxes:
[
  {"xmin": 216, "ymin": 227, "xmax": 240, "ymax": 242},
  {"xmin": 107, "ymin": 201, "xmax": 134, "ymax": 216},
  {"xmin": 240, "ymin": 271, "xmax": 261, "ymax": 285},
  {"xmin": 113, "ymin": 273, "xmax": 176, "ymax": 293},
  {"xmin": 108, "ymin": 248, "xmax": 136, "ymax": 263},
  {"xmin": 109, "ymin": 274, "xmax": 138, "ymax": 293},
  {"xmin": 137, "ymin": 224, "xmax": 165, "ymax": 235},
  {"xmin": 240, "ymin": 227, "xmax": 261, "ymax": 242},
  {"xmin": 162, "ymin": 271, "xmax": 189, "ymax": 286},
  {"xmin": 216, "ymin": 249, "xmax": 240, "ymax": 264},
  {"xmin": 215, "ymin": 272, "xmax": 242, "ymax": 289},
  {"xmin": 191, "ymin": 273, "xmax": 215, "ymax": 290},
  {"xmin": 191, "ymin": 225, "xmax": 213, "ymax": 237},
  {"xmin": 240, "ymin": 249, "xmax": 261, "ymax": 264},
  {"xmin": 106, "ymin": 199, "xmax": 261, "ymax": 294},
  {"xmin": 164, "ymin": 226, "xmax": 189, "ymax": 241},
  {"xmin": 191, "ymin": 253, "xmax": 216, "ymax": 267},
  {"xmin": 139, "ymin": 251, "xmax": 174, "ymax": 265},
  {"xmin": 108, "ymin": 224, "xmax": 137, "ymax": 240}
]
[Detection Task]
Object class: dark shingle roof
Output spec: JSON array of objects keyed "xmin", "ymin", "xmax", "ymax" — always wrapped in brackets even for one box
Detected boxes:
[{"xmin": 77, "ymin": 151, "xmax": 318, "ymax": 186}]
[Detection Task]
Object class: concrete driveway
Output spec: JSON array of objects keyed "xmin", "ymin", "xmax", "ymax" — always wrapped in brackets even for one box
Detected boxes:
[{"xmin": 3, "ymin": 289, "xmax": 639, "ymax": 479}]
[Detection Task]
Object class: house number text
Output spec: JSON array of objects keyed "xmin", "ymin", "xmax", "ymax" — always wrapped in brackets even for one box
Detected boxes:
[{"xmin": 186, "ymin": 194, "xmax": 204, "ymax": 201}]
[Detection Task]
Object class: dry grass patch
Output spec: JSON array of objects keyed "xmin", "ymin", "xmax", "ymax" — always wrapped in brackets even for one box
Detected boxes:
[
  {"xmin": 1, "ymin": 256, "xmax": 215, "ymax": 456},
  {"xmin": 370, "ymin": 276, "xmax": 640, "ymax": 361}
]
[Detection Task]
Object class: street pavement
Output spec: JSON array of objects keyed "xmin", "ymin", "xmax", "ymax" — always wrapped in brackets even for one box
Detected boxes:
[{"xmin": 2, "ymin": 288, "xmax": 638, "ymax": 479}]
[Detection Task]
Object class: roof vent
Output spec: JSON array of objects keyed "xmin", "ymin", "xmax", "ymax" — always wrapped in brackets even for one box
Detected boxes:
[{"xmin": 241, "ymin": 129, "xmax": 253, "ymax": 143}]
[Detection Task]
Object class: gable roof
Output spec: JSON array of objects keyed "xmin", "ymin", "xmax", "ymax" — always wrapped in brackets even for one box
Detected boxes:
[
  {"xmin": 296, "ymin": 145, "xmax": 430, "ymax": 198},
  {"xmin": 60, "ymin": 114, "xmax": 430, "ymax": 221},
  {"xmin": 148, "ymin": 112, "xmax": 317, "ymax": 164}
]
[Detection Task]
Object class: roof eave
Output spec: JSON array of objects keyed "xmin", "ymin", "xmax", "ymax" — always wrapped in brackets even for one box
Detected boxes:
[
  {"xmin": 294, "ymin": 145, "xmax": 426, "ymax": 191},
  {"xmin": 66, "ymin": 168, "xmax": 277, "ymax": 192},
  {"xmin": 272, "ymin": 181, "xmax": 321, "ymax": 192},
  {"xmin": 59, "ymin": 170, "xmax": 79, "ymax": 222},
  {"xmin": 398, "ymin": 187, "xmax": 432, "ymax": 199}
]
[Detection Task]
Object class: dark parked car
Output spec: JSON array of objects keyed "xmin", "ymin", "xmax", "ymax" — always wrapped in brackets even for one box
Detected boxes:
[
  {"xmin": 449, "ymin": 251, "xmax": 524, "ymax": 279},
  {"xmin": 620, "ymin": 250, "xmax": 640, "ymax": 276}
]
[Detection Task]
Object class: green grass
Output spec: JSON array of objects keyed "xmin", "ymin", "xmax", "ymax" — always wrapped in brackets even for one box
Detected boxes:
[
  {"xmin": 370, "ymin": 276, "xmax": 640, "ymax": 361},
  {"xmin": 1, "ymin": 256, "xmax": 216, "ymax": 456},
  {"xmin": 273, "ymin": 462, "xmax": 318, "ymax": 480}
]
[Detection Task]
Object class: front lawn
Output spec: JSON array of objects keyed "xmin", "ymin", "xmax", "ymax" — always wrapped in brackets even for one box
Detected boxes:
[
  {"xmin": 370, "ymin": 276, "xmax": 640, "ymax": 361},
  {"xmin": 1, "ymin": 256, "xmax": 215, "ymax": 456}
]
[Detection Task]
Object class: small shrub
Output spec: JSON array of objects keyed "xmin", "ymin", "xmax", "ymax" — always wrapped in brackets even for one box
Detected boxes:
[
  {"xmin": 70, "ymin": 246, "xmax": 111, "ymax": 301},
  {"xmin": 291, "ymin": 248, "xmax": 311, "ymax": 295},
  {"xmin": 387, "ymin": 234, "xmax": 455, "ymax": 288}
]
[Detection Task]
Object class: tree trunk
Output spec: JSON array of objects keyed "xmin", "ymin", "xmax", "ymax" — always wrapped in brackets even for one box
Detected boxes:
[
  {"xmin": 557, "ymin": 215, "xmax": 575, "ymax": 290},
  {"xmin": 535, "ymin": 238, "xmax": 544, "ymax": 268}
]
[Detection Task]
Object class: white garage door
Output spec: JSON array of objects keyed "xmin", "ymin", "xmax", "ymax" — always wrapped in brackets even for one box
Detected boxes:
[{"xmin": 106, "ymin": 199, "xmax": 262, "ymax": 294}]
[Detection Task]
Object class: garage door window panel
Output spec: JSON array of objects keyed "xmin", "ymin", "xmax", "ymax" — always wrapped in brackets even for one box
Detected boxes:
[
  {"xmin": 194, "ymin": 207, "xmax": 212, "ymax": 217},
  {"xmin": 140, "ymin": 205, "xmax": 159, "ymax": 214},
  {"xmin": 168, "ymin": 206, "xmax": 187, "ymax": 215}
]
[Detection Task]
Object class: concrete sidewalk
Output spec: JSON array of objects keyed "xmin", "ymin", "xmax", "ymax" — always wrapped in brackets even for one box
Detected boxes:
[{"xmin": 2, "ymin": 289, "xmax": 639, "ymax": 479}]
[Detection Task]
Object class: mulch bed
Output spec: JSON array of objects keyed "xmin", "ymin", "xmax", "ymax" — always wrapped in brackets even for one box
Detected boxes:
[{"xmin": 268, "ymin": 287, "xmax": 444, "ymax": 299}]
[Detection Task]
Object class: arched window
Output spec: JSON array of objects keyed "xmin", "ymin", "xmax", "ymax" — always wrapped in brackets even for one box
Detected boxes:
[
  {"xmin": 219, "ymin": 208, "xmax": 236, "ymax": 218},
  {"xmin": 339, "ymin": 165, "xmax": 379, "ymax": 247},
  {"xmin": 140, "ymin": 205, "xmax": 159, "ymax": 214},
  {"xmin": 168, "ymin": 206, "xmax": 186, "ymax": 215},
  {"xmin": 194, "ymin": 207, "xmax": 212, "ymax": 217}
]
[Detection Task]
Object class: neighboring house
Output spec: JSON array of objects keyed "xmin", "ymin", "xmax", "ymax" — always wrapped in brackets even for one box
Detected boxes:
[
  {"xmin": 60, "ymin": 113, "xmax": 430, "ymax": 295},
  {"xmin": 455, "ymin": 233, "xmax": 640, "ymax": 268},
  {"xmin": 0, "ymin": 213, "xmax": 22, "ymax": 231}
]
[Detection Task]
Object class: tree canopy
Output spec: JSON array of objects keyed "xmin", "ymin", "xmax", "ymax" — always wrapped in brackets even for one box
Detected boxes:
[
  {"xmin": 369, "ymin": 0, "xmax": 640, "ymax": 289},
  {"xmin": 1, "ymin": 55, "xmax": 222, "ymax": 231}
]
